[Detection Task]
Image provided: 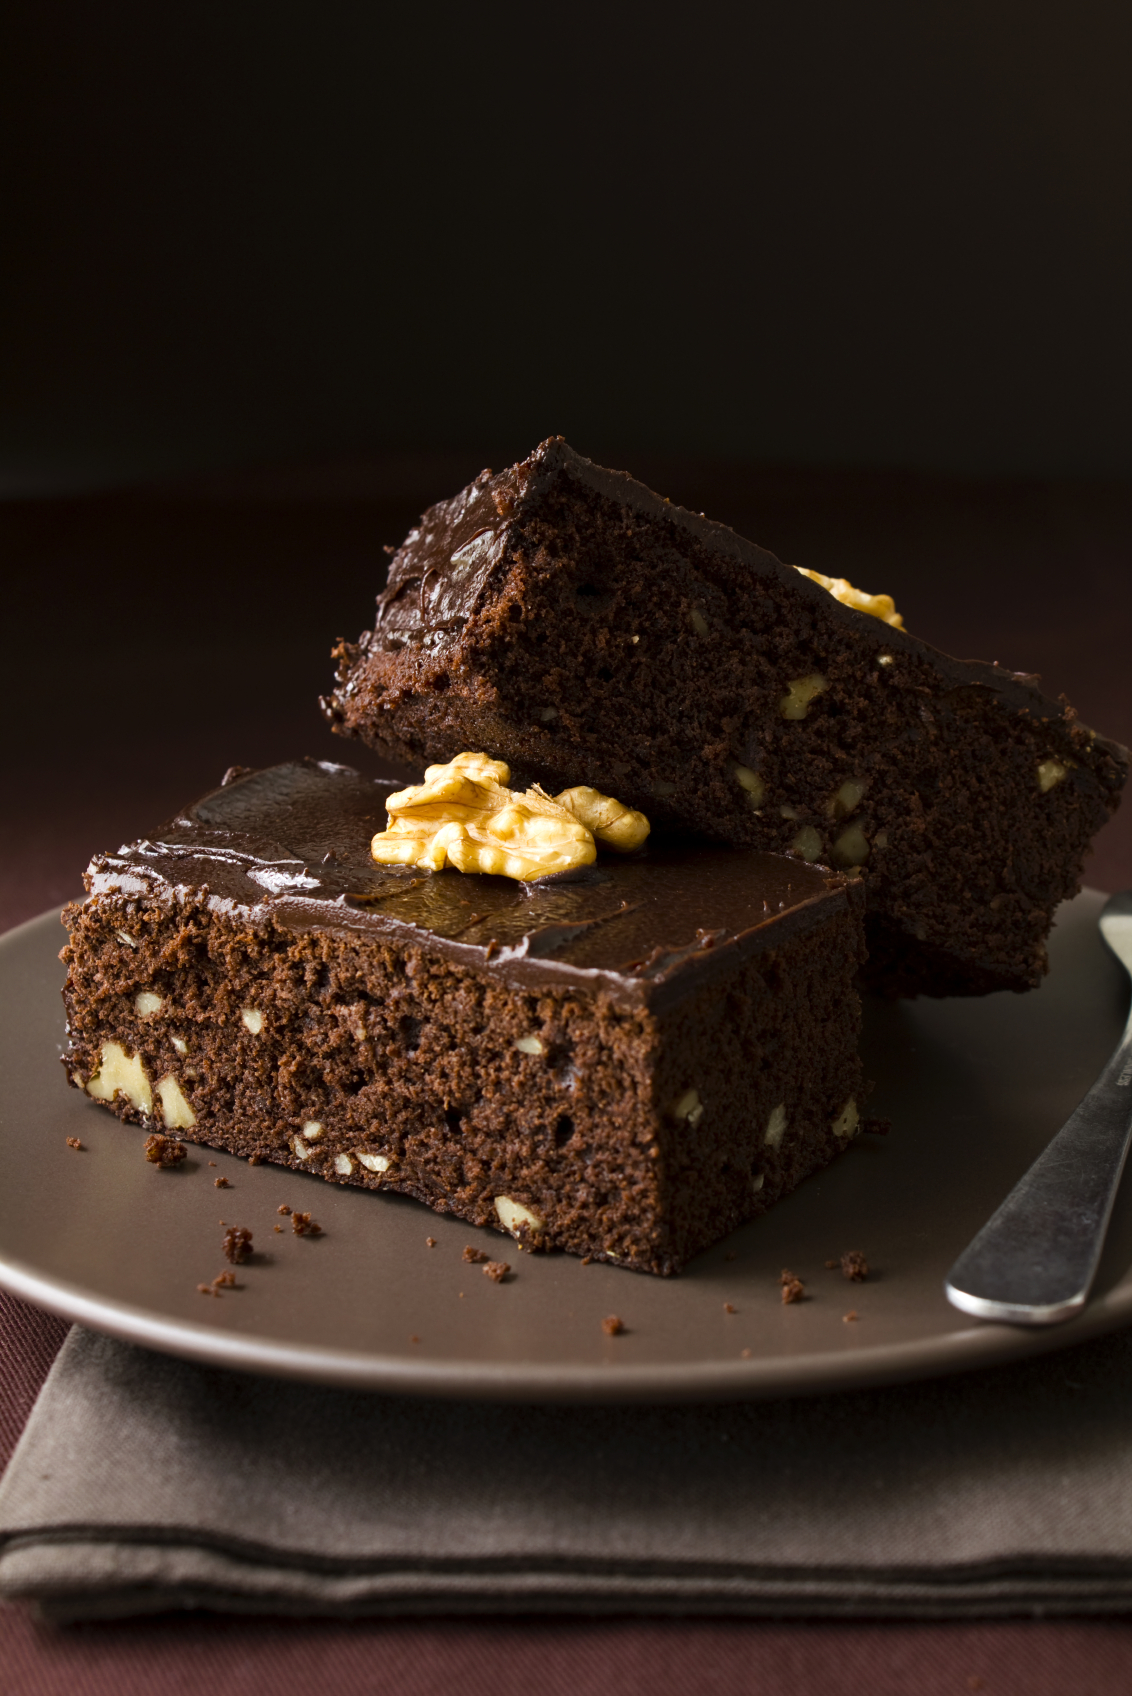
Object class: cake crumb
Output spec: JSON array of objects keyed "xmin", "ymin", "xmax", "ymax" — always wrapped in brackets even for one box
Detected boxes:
[
  {"xmin": 247, "ymin": 1154, "xmax": 262, "ymax": 1165},
  {"xmin": 208, "ymin": 1161, "xmax": 216, "ymax": 1166},
  {"xmin": 825, "ymin": 1258, "xmax": 840, "ymax": 1270},
  {"xmin": 463, "ymin": 1245, "xmax": 490, "ymax": 1263},
  {"xmin": 197, "ymin": 1283, "xmax": 219, "ymax": 1297},
  {"xmin": 211, "ymin": 1271, "xmax": 237, "ymax": 1290},
  {"xmin": 843, "ymin": 1310, "xmax": 859, "ymax": 1323},
  {"xmin": 426, "ymin": 1236, "xmax": 437, "ymax": 1248},
  {"xmin": 581, "ymin": 1254, "xmax": 593, "ymax": 1265},
  {"xmin": 277, "ymin": 1204, "xmax": 291, "ymax": 1215},
  {"xmin": 840, "ymin": 1250, "xmax": 869, "ymax": 1281},
  {"xmin": 409, "ymin": 1334, "xmax": 420, "ymax": 1344},
  {"xmin": 65, "ymin": 1137, "xmax": 83, "ymax": 1150},
  {"xmin": 740, "ymin": 1348, "xmax": 752, "ymax": 1359},
  {"xmin": 602, "ymin": 1315, "xmax": 625, "ymax": 1336},
  {"xmin": 780, "ymin": 1269, "xmax": 806, "ymax": 1304},
  {"xmin": 723, "ymin": 1302, "xmax": 737, "ymax": 1314},
  {"xmin": 291, "ymin": 1210, "xmax": 322, "ymax": 1236},
  {"xmin": 222, "ymin": 1226, "xmax": 253, "ymax": 1264},
  {"xmin": 214, "ymin": 1176, "xmax": 230, "ymax": 1188},
  {"xmin": 273, "ymin": 1224, "xmax": 283, "ymax": 1232},
  {"xmin": 144, "ymin": 1133, "xmax": 186, "ymax": 1167},
  {"xmin": 483, "ymin": 1261, "xmax": 511, "ymax": 1283}
]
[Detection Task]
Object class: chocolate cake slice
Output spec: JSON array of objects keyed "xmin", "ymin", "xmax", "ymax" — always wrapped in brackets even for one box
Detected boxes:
[
  {"xmin": 324, "ymin": 439, "xmax": 1127, "ymax": 997},
  {"xmin": 61, "ymin": 759, "xmax": 866, "ymax": 1275}
]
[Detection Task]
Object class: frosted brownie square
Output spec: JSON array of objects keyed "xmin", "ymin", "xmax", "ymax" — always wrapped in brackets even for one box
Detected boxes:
[{"xmin": 62, "ymin": 758, "xmax": 866, "ymax": 1274}]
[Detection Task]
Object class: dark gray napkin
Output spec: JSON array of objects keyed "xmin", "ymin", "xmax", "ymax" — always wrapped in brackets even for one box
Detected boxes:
[{"xmin": 2, "ymin": 1323, "xmax": 1131, "ymax": 1623}]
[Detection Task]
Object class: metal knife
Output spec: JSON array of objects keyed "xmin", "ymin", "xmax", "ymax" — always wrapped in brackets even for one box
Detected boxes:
[{"xmin": 945, "ymin": 890, "xmax": 1132, "ymax": 1326}]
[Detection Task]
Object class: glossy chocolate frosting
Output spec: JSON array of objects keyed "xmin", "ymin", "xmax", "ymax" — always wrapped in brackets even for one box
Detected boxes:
[{"xmin": 86, "ymin": 760, "xmax": 858, "ymax": 1012}]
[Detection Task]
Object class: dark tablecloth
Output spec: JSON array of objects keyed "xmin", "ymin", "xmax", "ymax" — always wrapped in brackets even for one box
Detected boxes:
[{"xmin": 3, "ymin": 456, "xmax": 1132, "ymax": 1693}]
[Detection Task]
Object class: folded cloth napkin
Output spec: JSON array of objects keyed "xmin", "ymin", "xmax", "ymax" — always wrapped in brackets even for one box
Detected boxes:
[{"xmin": 2, "ymin": 1323, "xmax": 1132, "ymax": 1623}]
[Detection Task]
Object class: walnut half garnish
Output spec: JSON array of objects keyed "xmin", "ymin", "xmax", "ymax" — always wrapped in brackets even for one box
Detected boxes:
[
  {"xmin": 795, "ymin": 566, "xmax": 904, "ymax": 629},
  {"xmin": 371, "ymin": 752, "xmax": 650, "ymax": 881},
  {"xmin": 553, "ymin": 785, "xmax": 650, "ymax": 852}
]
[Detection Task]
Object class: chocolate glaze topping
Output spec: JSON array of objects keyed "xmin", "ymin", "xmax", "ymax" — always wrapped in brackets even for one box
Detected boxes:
[{"xmin": 87, "ymin": 760, "xmax": 858, "ymax": 1012}]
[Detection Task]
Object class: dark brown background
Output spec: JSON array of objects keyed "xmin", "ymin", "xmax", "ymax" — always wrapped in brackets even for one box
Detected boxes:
[
  {"xmin": 3, "ymin": 5, "xmax": 1132, "ymax": 491},
  {"xmin": 4, "ymin": 1, "xmax": 1132, "ymax": 1686}
]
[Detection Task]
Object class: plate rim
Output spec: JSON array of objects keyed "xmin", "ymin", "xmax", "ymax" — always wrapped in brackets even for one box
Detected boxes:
[{"xmin": 6, "ymin": 1236, "xmax": 1131, "ymax": 1403}]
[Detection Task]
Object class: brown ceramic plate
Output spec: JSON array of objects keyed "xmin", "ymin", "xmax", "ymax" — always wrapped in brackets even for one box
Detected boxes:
[{"xmin": 1, "ymin": 894, "xmax": 1130, "ymax": 1401}]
